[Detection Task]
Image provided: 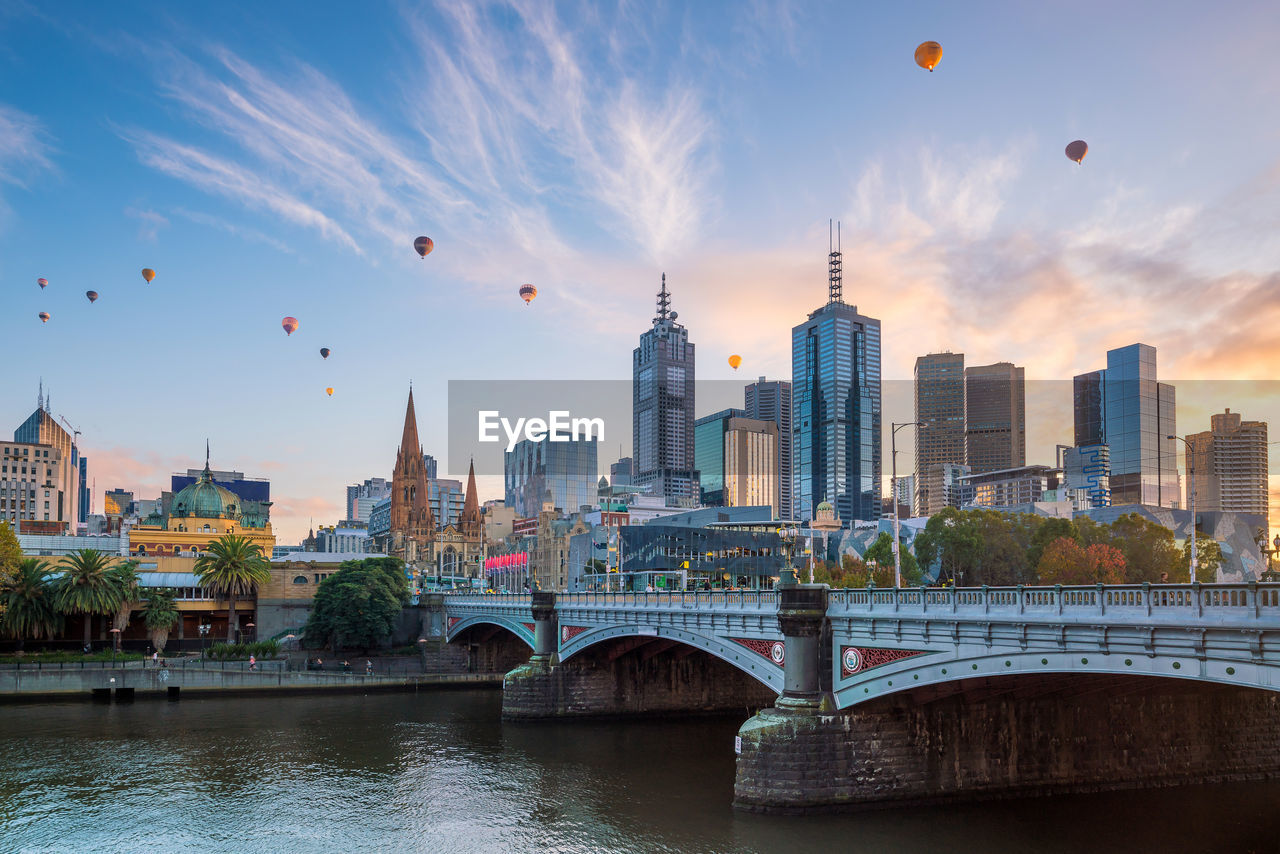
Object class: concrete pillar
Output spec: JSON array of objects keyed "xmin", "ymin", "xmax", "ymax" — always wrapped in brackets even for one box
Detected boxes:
[
  {"xmin": 775, "ymin": 583, "xmax": 827, "ymax": 713},
  {"xmin": 420, "ymin": 593, "xmax": 445, "ymax": 640},
  {"xmin": 530, "ymin": 591, "xmax": 558, "ymax": 664}
]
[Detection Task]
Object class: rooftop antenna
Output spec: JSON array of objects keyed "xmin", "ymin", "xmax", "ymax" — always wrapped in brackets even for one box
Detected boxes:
[
  {"xmin": 828, "ymin": 219, "xmax": 843, "ymax": 303},
  {"xmin": 656, "ymin": 273, "xmax": 671, "ymax": 323},
  {"xmin": 37, "ymin": 378, "xmax": 43, "ymax": 412}
]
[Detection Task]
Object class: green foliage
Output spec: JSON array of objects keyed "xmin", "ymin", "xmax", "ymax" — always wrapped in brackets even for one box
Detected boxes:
[
  {"xmin": 913, "ymin": 507, "xmax": 982, "ymax": 585},
  {"xmin": 142, "ymin": 589, "xmax": 180, "ymax": 631},
  {"xmin": 1107, "ymin": 514, "xmax": 1183, "ymax": 583},
  {"xmin": 968, "ymin": 509, "xmax": 1035, "ymax": 586},
  {"xmin": 194, "ymin": 534, "xmax": 272, "ymax": 643},
  {"xmin": 1182, "ymin": 534, "xmax": 1223, "ymax": 583},
  {"xmin": 0, "ymin": 650, "xmax": 144, "ymax": 663},
  {"xmin": 862, "ymin": 533, "xmax": 922, "ymax": 586},
  {"xmin": 205, "ymin": 640, "xmax": 281, "ymax": 660},
  {"xmin": 304, "ymin": 558, "xmax": 408, "ymax": 651},
  {"xmin": 0, "ymin": 522, "xmax": 21, "ymax": 615},
  {"xmin": 0, "ymin": 558, "xmax": 63, "ymax": 645},
  {"xmin": 1027, "ymin": 517, "xmax": 1078, "ymax": 570},
  {"xmin": 55, "ymin": 550, "xmax": 125, "ymax": 645},
  {"xmin": 1037, "ymin": 538, "xmax": 1127, "ymax": 585}
]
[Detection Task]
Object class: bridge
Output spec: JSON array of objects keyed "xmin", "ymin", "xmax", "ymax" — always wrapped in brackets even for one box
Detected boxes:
[{"xmin": 432, "ymin": 581, "xmax": 1280, "ymax": 811}]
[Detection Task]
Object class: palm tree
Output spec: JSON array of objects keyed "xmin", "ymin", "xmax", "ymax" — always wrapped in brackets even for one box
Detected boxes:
[
  {"xmin": 0, "ymin": 558, "xmax": 63, "ymax": 650},
  {"xmin": 109, "ymin": 560, "xmax": 142, "ymax": 651},
  {"xmin": 55, "ymin": 549, "xmax": 124, "ymax": 649},
  {"xmin": 194, "ymin": 534, "xmax": 271, "ymax": 643},
  {"xmin": 141, "ymin": 588, "xmax": 180, "ymax": 653}
]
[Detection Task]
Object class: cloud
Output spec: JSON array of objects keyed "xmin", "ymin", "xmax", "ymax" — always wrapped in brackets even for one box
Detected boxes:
[
  {"xmin": 0, "ymin": 102, "xmax": 54, "ymax": 217},
  {"xmin": 170, "ymin": 207, "xmax": 295, "ymax": 254},
  {"xmin": 124, "ymin": 206, "xmax": 169, "ymax": 242}
]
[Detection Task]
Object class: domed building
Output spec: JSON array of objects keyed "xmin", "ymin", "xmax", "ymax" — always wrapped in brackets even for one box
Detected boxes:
[{"xmin": 128, "ymin": 460, "xmax": 275, "ymax": 560}]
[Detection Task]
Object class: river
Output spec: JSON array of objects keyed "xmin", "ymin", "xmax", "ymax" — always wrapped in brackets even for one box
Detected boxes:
[{"xmin": 0, "ymin": 691, "xmax": 1276, "ymax": 853}]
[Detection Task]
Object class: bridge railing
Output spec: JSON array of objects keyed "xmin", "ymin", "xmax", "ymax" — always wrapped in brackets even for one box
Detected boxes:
[
  {"xmin": 444, "ymin": 594, "xmax": 532, "ymax": 607},
  {"xmin": 558, "ymin": 590, "xmax": 779, "ymax": 610},
  {"xmin": 828, "ymin": 583, "xmax": 1280, "ymax": 623}
]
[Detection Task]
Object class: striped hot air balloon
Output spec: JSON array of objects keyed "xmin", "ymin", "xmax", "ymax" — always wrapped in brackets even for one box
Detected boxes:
[{"xmin": 519, "ymin": 284, "xmax": 537, "ymax": 305}]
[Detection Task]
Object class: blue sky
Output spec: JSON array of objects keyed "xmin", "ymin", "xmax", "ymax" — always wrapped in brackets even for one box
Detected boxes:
[{"xmin": 2, "ymin": 1, "xmax": 1279, "ymax": 542}]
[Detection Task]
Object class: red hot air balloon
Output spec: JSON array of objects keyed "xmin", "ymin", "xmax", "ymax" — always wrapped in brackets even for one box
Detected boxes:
[
  {"xmin": 519, "ymin": 284, "xmax": 537, "ymax": 305},
  {"xmin": 86, "ymin": 291, "xmax": 99, "ymax": 303},
  {"xmin": 414, "ymin": 236, "xmax": 434, "ymax": 258},
  {"xmin": 37, "ymin": 278, "xmax": 48, "ymax": 289},
  {"xmin": 282, "ymin": 316, "xmax": 299, "ymax": 336},
  {"xmin": 38, "ymin": 312, "xmax": 50, "ymax": 323},
  {"xmin": 1065, "ymin": 140, "xmax": 1089, "ymax": 164}
]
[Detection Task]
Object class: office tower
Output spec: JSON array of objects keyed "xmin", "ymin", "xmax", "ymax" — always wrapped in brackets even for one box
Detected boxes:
[
  {"xmin": 745, "ymin": 377, "xmax": 793, "ymax": 518},
  {"xmin": 12, "ymin": 386, "xmax": 79, "ymax": 534},
  {"xmin": 793, "ymin": 225, "xmax": 881, "ymax": 524},
  {"xmin": 914, "ymin": 352, "xmax": 965, "ymax": 516},
  {"xmin": 695, "ymin": 409, "xmax": 779, "ymax": 515},
  {"xmin": 633, "ymin": 274, "xmax": 699, "ymax": 505},
  {"xmin": 1186, "ymin": 409, "xmax": 1269, "ymax": 524},
  {"xmin": 77, "ymin": 455, "xmax": 89, "ymax": 524},
  {"xmin": 964, "ymin": 361, "xmax": 1026, "ymax": 474},
  {"xmin": 346, "ymin": 477, "xmax": 391, "ymax": 524},
  {"xmin": 609, "ymin": 457, "xmax": 634, "ymax": 488},
  {"xmin": 694, "ymin": 409, "xmax": 746, "ymax": 506},
  {"xmin": 505, "ymin": 436, "xmax": 599, "ymax": 517}
]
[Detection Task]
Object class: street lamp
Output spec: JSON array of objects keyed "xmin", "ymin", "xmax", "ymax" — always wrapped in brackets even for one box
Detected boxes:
[
  {"xmin": 1168, "ymin": 434, "xmax": 1197, "ymax": 584},
  {"xmin": 109, "ymin": 627, "xmax": 121, "ymax": 662},
  {"xmin": 198, "ymin": 623, "xmax": 210, "ymax": 658},
  {"xmin": 891, "ymin": 422, "xmax": 925, "ymax": 589},
  {"xmin": 246, "ymin": 622, "xmax": 256, "ymax": 643}
]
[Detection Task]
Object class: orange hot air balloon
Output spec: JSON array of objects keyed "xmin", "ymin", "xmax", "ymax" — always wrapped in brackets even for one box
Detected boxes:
[
  {"xmin": 282, "ymin": 316, "xmax": 299, "ymax": 336},
  {"xmin": 141, "ymin": 268, "xmax": 156, "ymax": 283},
  {"xmin": 414, "ymin": 236, "xmax": 434, "ymax": 258},
  {"xmin": 325, "ymin": 387, "xmax": 334, "ymax": 397},
  {"xmin": 37, "ymin": 278, "xmax": 48, "ymax": 289},
  {"xmin": 1065, "ymin": 140, "xmax": 1089, "ymax": 164},
  {"xmin": 914, "ymin": 41, "xmax": 943, "ymax": 71},
  {"xmin": 38, "ymin": 312, "xmax": 50, "ymax": 323},
  {"xmin": 519, "ymin": 283, "xmax": 537, "ymax": 305},
  {"xmin": 728, "ymin": 354, "xmax": 742, "ymax": 370},
  {"xmin": 86, "ymin": 290, "xmax": 99, "ymax": 303},
  {"xmin": 320, "ymin": 347, "xmax": 330, "ymax": 359}
]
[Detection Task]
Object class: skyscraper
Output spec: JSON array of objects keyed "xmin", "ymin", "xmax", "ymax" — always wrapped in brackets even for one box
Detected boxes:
[
  {"xmin": 505, "ymin": 436, "xmax": 599, "ymax": 517},
  {"xmin": 964, "ymin": 361, "xmax": 1026, "ymax": 474},
  {"xmin": 792, "ymin": 227, "xmax": 881, "ymax": 524},
  {"xmin": 914, "ymin": 352, "xmax": 966, "ymax": 516},
  {"xmin": 745, "ymin": 377, "xmax": 792, "ymax": 518},
  {"xmin": 346, "ymin": 477, "xmax": 391, "ymax": 524},
  {"xmin": 1072, "ymin": 343, "xmax": 1178, "ymax": 508},
  {"xmin": 12, "ymin": 387, "xmax": 79, "ymax": 534},
  {"xmin": 694, "ymin": 408, "xmax": 746, "ymax": 506},
  {"xmin": 633, "ymin": 274, "xmax": 699, "ymax": 505},
  {"xmin": 1186, "ymin": 409, "xmax": 1269, "ymax": 524}
]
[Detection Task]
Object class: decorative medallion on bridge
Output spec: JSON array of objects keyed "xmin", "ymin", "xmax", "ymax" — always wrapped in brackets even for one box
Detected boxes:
[
  {"xmin": 521, "ymin": 622, "xmax": 535, "ymax": 634},
  {"xmin": 841, "ymin": 646, "xmax": 928, "ymax": 677},
  {"xmin": 561, "ymin": 625, "xmax": 588, "ymax": 644},
  {"xmin": 733, "ymin": 638, "xmax": 785, "ymax": 667},
  {"xmin": 447, "ymin": 616, "xmax": 461, "ymax": 631}
]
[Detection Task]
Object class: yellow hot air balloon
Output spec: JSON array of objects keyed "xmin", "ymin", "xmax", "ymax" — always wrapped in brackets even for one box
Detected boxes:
[
  {"xmin": 326, "ymin": 387, "xmax": 334, "ymax": 397},
  {"xmin": 728, "ymin": 354, "xmax": 742, "ymax": 370},
  {"xmin": 914, "ymin": 41, "xmax": 943, "ymax": 72},
  {"xmin": 141, "ymin": 268, "xmax": 156, "ymax": 283},
  {"xmin": 282, "ymin": 316, "xmax": 299, "ymax": 336}
]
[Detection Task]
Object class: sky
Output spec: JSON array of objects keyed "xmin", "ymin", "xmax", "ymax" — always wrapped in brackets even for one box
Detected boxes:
[{"xmin": 2, "ymin": 0, "xmax": 1279, "ymax": 544}]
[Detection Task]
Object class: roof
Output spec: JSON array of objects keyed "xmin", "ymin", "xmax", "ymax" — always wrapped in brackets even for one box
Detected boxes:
[
  {"xmin": 139, "ymin": 572, "xmax": 200, "ymax": 587},
  {"xmin": 171, "ymin": 465, "xmax": 242, "ymax": 520},
  {"xmin": 271, "ymin": 551, "xmax": 381, "ymax": 564}
]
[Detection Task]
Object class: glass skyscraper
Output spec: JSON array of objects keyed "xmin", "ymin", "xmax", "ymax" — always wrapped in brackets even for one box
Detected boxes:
[
  {"xmin": 914, "ymin": 352, "xmax": 966, "ymax": 516},
  {"xmin": 694, "ymin": 408, "xmax": 746, "ymax": 506},
  {"xmin": 505, "ymin": 436, "xmax": 599, "ymax": 518},
  {"xmin": 744, "ymin": 378, "xmax": 792, "ymax": 518},
  {"xmin": 791, "ymin": 251, "xmax": 881, "ymax": 524}
]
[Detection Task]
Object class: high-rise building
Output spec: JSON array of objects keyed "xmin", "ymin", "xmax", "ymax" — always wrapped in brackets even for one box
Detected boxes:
[
  {"xmin": 77, "ymin": 455, "xmax": 89, "ymax": 524},
  {"xmin": 694, "ymin": 408, "xmax": 746, "ymax": 506},
  {"xmin": 793, "ymin": 229, "xmax": 881, "ymax": 524},
  {"xmin": 745, "ymin": 377, "xmax": 793, "ymax": 518},
  {"xmin": 429, "ymin": 478, "xmax": 465, "ymax": 528},
  {"xmin": 505, "ymin": 436, "xmax": 599, "ymax": 518},
  {"xmin": 0, "ymin": 440, "xmax": 68, "ymax": 532},
  {"xmin": 389, "ymin": 388, "xmax": 434, "ymax": 561},
  {"xmin": 914, "ymin": 352, "xmax": 965, "ymax": 516},
  {"xmin": 961, "ymin": 465, "xmax": 1054, "ymax": 508},
  {"xmin": 1073, "ymin": 343, "xmax": 1178, "ymax": 507},
  {"xmin": 1063, "ymin": 444, "xmax": 1111, "ymax": 508},
  {"xmin": 13, "ymin": 389, "xmax": 79, "ymax": 534},
  {"xmin": 609, "ymin": 457, "xmax": 634, "ymax": 488},
  {"xmin": 918, "ymin": 462, "xmax": 972, "ymax": 513},
  {"xmin": 1186, "ymin": 409, "xmax": 1269, "ymax": 524},
  {"xmin": 346, "ymin": 477, "xmax": 391, "ymax": 524},
  {"xmin": 964, "ymin": 362, "xmax": 1025, "ymax": 474},
  {"xmin": 633, "ymin": 274, "xmax": 699, "ymax": 506},
  {"xmin": 423, "ymin": 454, "xmax": 438, "ymax": 482},
  {"xmin": 694, "ymin": 409, "xmax": 778, "ymax": 515}
]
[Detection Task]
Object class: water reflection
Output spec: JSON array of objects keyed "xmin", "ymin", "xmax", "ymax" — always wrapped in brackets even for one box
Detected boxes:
[{"xmin": 1, "ymin": 692, "xmax": 1277, "ymax": 853}]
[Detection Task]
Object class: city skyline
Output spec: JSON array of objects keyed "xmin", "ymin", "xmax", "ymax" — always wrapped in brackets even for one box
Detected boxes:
[{"xmin": 3, "ymin": 2, "xmax": 1280, "ymax": 541}]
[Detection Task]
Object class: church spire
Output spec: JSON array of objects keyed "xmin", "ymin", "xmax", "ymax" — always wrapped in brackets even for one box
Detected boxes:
[
  {"xmin": 460, "ymin": 457, "xmax": 482, "ymax": 535},
  {"xmin": 399, "ymin": 388, "xmax": 421, "ymax": 460}
]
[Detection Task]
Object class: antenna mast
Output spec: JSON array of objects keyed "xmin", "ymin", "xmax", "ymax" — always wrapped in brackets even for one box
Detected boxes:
[{"xmin": 828, "ymin": 219, "xmax": 843, "ymax": 303}]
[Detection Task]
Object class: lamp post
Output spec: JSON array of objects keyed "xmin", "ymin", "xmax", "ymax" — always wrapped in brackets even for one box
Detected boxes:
[
  {"xmin": 246, "ymin": 622, "xmax": 256, "ymax": 643},
  {"xmin": 891, "ymin": 421, "xmax": 925, "ymax": 589},
  {"xmin": 109, "ymin": 627, "xmax": 121, "ymax": 663},
  {"xmin": 1168, "ymin": 434, "xmax": 1197, "ymax": 584},
  {"xmin": 198, "ymin": 623, "xmax": 210, "ymax": 658}
]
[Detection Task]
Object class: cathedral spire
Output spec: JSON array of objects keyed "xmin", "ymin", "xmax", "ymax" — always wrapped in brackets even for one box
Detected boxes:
[
  {"xmin": 460, "ymin": 458, "xmax": 482, "ymax": 536},
  {"xmin": 399, "ymin": 388, "xmax": 421, "ymax": 459}
]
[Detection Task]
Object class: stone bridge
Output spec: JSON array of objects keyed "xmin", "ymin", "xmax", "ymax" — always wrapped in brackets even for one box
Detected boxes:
[{"xmin": 435, "ymin": 582, "xmax": 1280, "ymax": 811}]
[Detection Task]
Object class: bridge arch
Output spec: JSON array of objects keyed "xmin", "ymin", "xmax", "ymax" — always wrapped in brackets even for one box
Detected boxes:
[
  {"xmin": 561, "ymin": 624, "xmax": 784, "ymax": 694},
  {"xmin": 446, "ymin": 614, "xmax": 535, "ymax": 650}
]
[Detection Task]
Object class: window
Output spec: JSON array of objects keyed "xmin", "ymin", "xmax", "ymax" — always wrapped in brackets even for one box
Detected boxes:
[{"xmin": 293, "ymin": 575, "xmax": 308, "ymax": 584}]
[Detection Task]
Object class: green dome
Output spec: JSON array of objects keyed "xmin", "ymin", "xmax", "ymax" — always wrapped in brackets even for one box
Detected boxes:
[
  {"xmin": 171, "ymin": 467, "xmax": 240, "ymax": 519},
  {"xmin": 816, "ymin": 501, "xmax": 834, "ymax": 512}
]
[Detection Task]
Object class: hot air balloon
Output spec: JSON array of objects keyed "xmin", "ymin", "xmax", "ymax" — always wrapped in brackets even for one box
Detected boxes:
[
  {"xmin": 141, "ymin": 268, "xmax": 156, "ymax": 283},
  {"xmin": 325, "ymin": 387, "xmax": 334, "ymax": 397},
  {"xmin": 728, "ymin": 354, "xmax": 742, "ymax": 371},
  {"xmin": 914, "ymin": 41, "xmax": 943, "ymax": 71},
  {"xmin": 282, "ymin": 316, "xmax": 299, "ymax": 336},
  {"xmin": 320, "ymin": 347, "xmax": 330, "ymax": 359},
  {"xmin": 38, "ymin": 312, "xmax": 50, "ymax": 323},
  {"xmin": 37, "ymin": 278, "xmax": 48, "ymax": 290},
  {"xmin": 519, "ymin": 284, "xmax": 537, "ymax": 305},
  {"xmin": 1065, "ymin": 140, "xmax": 1089, "ymax": 164},
  {"xmin": 414, "ymin": 236, "xmax": 434, "ymax": 258},
  {"xmin": 86, "ymin": 291, "xmax": 99, "ymax": 303}
]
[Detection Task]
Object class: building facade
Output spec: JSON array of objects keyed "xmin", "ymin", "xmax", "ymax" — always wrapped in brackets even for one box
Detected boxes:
[
  {"xmin": 128, "ymin": 458, "xmax": 275, "ymax": 558},
  {"xmin": 964, "ymin": 361, "xmax": 1025, "ymax": 474},
  {"xmin": 0, "ymin": 440, "xmax": 69, "ymax": 533},
  {"xmin": 961, "ymin": 465, "xmax": 1053, "ymax": 508},
  {"xmin": 11, "ymin": 395, "xmax": 79, "ymax": 534},
  {"xmin": 694, "ymin": 408, "xmax": 746, "ymax": 506},
  {"xmin": 504, "ymin": 436, "xmax": 598, "ymax": 518},
  {"xmin": 914, "ymin": 352, "xmax": 966, "ymax": 516},
  {"xmin": 633, "ymin": 274, "xmax": 699, "ymax": 505},
  {"xmin": 346, "ymin": 477, "xmax": 391, "ymax": 525},
  {"xmin": 1186, "ymin": 409, "xmax": 1269, "ymax": 525},
  {"xmin": 745, "ymin": 377, "xmax": 793, "ymax": 519}
]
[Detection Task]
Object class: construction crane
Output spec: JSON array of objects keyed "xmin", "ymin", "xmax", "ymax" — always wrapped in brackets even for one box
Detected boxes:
[{"xmin": 58, "ymin": 414, "xmax": 81, "ymax": 447}]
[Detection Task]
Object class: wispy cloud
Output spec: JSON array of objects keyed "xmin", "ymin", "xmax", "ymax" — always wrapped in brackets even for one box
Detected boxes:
[
  {"xmin": 0, "ymin": 102, "xmax": 54, "ymax": 217},
  {"xmin": 124, "ymin": 206, "xmax": 169, "ymax": 242},
  {"xmin": 170, "ymin": 207, "xmax": 295, "ymax": 255}
]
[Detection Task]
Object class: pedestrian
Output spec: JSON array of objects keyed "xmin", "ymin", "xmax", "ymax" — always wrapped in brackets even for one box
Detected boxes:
[
  {"xmin": 1160, "ymin": 572, "xmax": 1169, "ymax": 584},
  {"xmin": 365, "ymin": 659, "xmax": 373, "ymax": 675},
  {"xmin": 249, "ymin": 654, "xmax": 257, "ymax": 672},
  {"xmin": 152, "ymin": 651, "xmax": 158, "ymax": 667}
]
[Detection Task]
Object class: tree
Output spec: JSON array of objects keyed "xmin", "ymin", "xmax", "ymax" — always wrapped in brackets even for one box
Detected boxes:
[
  {"xmin": 142, "ymin": 589, "xmax": 180, "ymax": 653},
  {"xmin": 194, "ymin": 534, "xmax": 272, "ymax": 643},
  {"xmin": 1181, "ymin": 534, "xmax": 1223, "ymax": 583},
  {"xmin": 1027, "ymin": 517, "xmax": 1078, "ymax": 571},
  {"xmin": 55, "ymin": 549, "xmax": 125, "ymax": 648},
  {"xmin": 969, "ymin": 510, "xmax": 1033, "ymax": 586},
  {"xmin": 913, "ymin": 507, "xmax": 982, "ymax": 585},
  {"xmin": 0, "ymin": 521, "xmax": 21, "ymax": 619},
  {"xmin": 304, "ymin": 559, "xmax": 407, "ymax": 651},
  {"xmin": 1037, "ymin": 538, "xmax": 1127, "ymax": 585},
  {"xmin": 863, "ymin": 533, "xmax": 922, "ymax": 586},
  {"xmin": 109, "ymin": 560, "xmax": 141, "ymax": 651},
  {"xmin": 1109, "ymin": 514, "xmax": 1181, "ymax": 583},
  {"xmin": 0, "ymin": 558, "xmax": 62, "ymax": 650}
]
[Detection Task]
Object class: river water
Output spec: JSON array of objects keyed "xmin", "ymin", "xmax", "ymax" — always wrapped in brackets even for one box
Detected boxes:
[{"xmin": 0, "ymin": 690, "xmax": 1276, "ymax": 853}]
